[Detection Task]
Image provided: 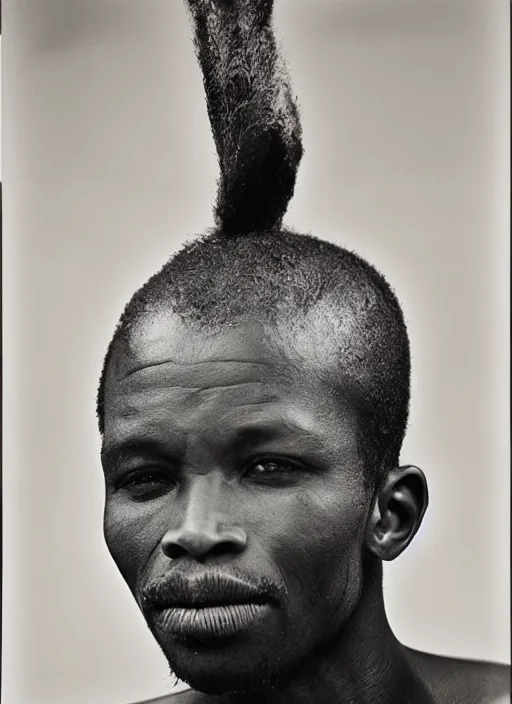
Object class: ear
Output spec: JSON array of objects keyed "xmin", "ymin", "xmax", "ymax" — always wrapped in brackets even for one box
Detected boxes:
[{"xmin": 365, "ymin": 465, "xmax": 429, "ymax": 561}]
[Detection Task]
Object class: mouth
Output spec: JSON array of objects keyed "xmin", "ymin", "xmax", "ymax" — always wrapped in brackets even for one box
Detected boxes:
[
  {"xmin": 143, "ymin": 572, "xmax": 278, "ymax": 641},
  {"xmin": 157, "ymin": 602, "xmax": 272, "ymax": 641}
]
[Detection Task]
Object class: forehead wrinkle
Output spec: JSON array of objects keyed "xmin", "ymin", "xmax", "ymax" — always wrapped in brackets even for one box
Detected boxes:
[
  {"xmin": 116, "ymin": 380, "xmax": 266, "ymax": 395},
  {"xmin": 109, "ymin": 357, "xmax": 275, "ymax": 392},
  {"xmin": 121, "ymin": 357, "xmax": 274, "ymax": 379},
  {"xmin": 107, "ymin": 381, "xmax": 278, "ymax": 426}
]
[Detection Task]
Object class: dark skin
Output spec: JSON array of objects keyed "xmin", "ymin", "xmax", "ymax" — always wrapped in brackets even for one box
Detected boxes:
[{"xmin": 102, "ymin": 313, "xmax": 510, "ymax": 704}]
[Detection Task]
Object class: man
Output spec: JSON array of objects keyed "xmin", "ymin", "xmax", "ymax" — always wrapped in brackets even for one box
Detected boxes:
[{"xmin": 98, "ymin": 1, "xmax": 510, "ymax": 702}]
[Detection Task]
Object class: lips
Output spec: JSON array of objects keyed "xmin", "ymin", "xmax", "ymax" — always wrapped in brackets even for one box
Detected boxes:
[
  {"xmin": 158, "ymin": 602, "xmax": 271, "ymax": 641},
  {"xmin": 142, "ymin": 572, "xmax": 278, "ymax": 641}
]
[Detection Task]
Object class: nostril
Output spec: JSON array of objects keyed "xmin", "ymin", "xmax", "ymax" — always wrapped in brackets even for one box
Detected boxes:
[
  {"xmin": 208, "ymin": 541, "xmax": 236, "ymax": 559},
  {"xmin": 162, "ymin": 542, "xmax": 188, "ymax": 560}
]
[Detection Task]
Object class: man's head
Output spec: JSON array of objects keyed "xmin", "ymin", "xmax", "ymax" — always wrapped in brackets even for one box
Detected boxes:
[
  {"xmin": 98, "ymin": 229, "xmax": 428, "ymax": 692},
  {"xmin": 98, "ymin": 0, "xmax": 428, "ymax": 694}
]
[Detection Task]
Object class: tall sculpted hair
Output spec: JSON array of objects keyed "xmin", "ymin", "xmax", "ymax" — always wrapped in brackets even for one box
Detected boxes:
[{"xmin": 98, "ymin": 0, "xmax": 411, "ymax": 477}]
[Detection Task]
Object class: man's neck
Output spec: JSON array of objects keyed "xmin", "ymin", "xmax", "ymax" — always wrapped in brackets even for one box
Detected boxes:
[{"xmin": 222, "ymin": 569, "xmax": 433, "ymax": 704}]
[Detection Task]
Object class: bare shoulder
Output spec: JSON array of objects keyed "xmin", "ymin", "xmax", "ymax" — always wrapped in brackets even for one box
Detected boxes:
[
  {"xmin": 132, "ymin": 688, "xmax": 203, "ymax": 704},
  {"xmin": 168, "ymin": 690, "xmax": 207, "ymax": 703},
  {"xmin": 405, "ymin": 648, "xmax": 510, "ymax": 704},
  {"xmin": 165, "ymin": 690, "xmax": 202, "ymax": 703}
]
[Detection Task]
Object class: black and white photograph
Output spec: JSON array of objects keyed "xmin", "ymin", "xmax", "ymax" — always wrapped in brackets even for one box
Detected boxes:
[{"xmin": 1, "ymin": 1, "xmax": 510, "ymax": 703}]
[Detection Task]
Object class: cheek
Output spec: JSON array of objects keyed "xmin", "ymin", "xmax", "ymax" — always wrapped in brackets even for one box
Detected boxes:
[
  {"xmin": 103, "ymin": 497, "xmax": 167, "ymax": 595},
  {"xmin": 266, "ymin": 482, "xmax": 369, "ymax": 603}
]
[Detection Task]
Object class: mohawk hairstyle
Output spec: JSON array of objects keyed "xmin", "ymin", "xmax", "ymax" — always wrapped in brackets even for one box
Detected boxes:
[
  {"xmin": 97, "ymin": 0, "xmax": 411, "ymax": 478},
  {"xmin": 185, "ymin": 0, "xmax": 303, "ymax": 234}
]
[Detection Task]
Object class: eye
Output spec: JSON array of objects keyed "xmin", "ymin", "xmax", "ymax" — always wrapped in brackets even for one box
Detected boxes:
[
  {"xmin": 244, "ymin": 458, "xmax": 304, "ymax": 486},
  {"xmin": 117, "ymin": 468, "xmax": 176, "ymax": 501}
]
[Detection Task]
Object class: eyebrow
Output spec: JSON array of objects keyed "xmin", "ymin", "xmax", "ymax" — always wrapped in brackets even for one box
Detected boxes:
[
  {"xmin": 226, "ymin": 421, "xmax": 322, "ymax": 454},
  {"xmin": 101, "ymin": 418, "xmax": 324, "ymax": 472},
  {"xmin": 227, "ymin": 425, "xmax": 283, "ymax": 455},
  {"xmin": 101, "ymin": 440, "xmax": 173, "ymax": 473}
]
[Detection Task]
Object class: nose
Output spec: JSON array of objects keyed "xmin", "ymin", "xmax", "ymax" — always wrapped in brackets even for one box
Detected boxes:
[{"xmin": 161, "ymin": 473, "xmax": 247, "ymax": 561}]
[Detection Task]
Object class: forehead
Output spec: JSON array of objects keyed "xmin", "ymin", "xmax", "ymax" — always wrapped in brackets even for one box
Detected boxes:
[
  {"xmin": 102, "ymin": 311, "xmax": 357, "ymax": 449},
  {"xmin": 108, "ymin": 312, "xmax": 297, "ymax": 388}
]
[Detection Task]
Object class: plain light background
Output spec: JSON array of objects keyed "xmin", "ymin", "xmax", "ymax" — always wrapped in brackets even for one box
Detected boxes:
[
  {"xmin": 1, "ymin": 36, "xmax": 3, "ymax": 180},
  {"xmin": 2, "ymin": 1, "xmax": 510, "ymax": 703}
]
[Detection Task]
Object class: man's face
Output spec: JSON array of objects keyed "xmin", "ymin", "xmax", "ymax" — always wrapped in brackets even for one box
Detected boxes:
[{"xmin": 102, "ymin": 313, "xmax": 374, "ymax": 693}]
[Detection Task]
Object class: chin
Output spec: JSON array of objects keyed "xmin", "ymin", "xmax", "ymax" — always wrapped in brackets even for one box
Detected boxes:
[
  {"xmin": 170, "ymin": 659, "xmax": 281, "ymax": 695},
  {"xmin": 161, "ymin": 638, "xmax": 291, "ymax": 695},
  {"xmin": 173, "ymin": 669, "xmax": 261, "ymax": 696}
]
